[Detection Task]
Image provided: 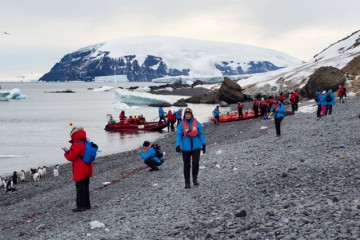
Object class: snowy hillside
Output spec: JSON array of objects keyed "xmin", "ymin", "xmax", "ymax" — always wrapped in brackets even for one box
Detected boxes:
[
  {"xmin": 238, "ymin": 30, "xmax": 360, "ymax": 94},
  {"xmin": 39, "ymin": 36, "xmax": 303, "ymax": 82}
]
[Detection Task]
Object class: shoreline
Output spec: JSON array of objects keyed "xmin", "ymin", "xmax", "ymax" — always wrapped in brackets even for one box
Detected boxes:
[{"xmin": 0, "ymin": 96, "xmax": 359, "ymax": 239}]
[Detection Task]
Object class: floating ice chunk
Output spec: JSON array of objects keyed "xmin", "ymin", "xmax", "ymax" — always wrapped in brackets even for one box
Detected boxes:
[
  {"xmin": 90, "ymin": 221, "xmax": 105, "ymax": 229},
  {"xmin": 260, "ymin": 126, "xmax": 267, "ymax": 130},
  {"xmin": 153, "ymin": 87, "xmax": 173, "ymax": 92},
  {"xmin": 102, "ymin": 182, "xmax": 111, "ymax": 186},
  {"xmin": 92, "ymin": 86, "xmax": 114, "ymax": 92},
  {"xmin": 115, "ymin": 88, "xmax": 173, "ymax": 106},
  {"xmin": 134, "ymin": 87, "xmax": 151, "ymax": 93},
  {"xmin": 215, "ymin": 164, "xmax": 221, "ymax": 169},
  {"xmin": 94, "ymin": 75, "xmax": 129, "ymax": 82},
  {"xmin": 233, "ymin": 167, "xmax": 238, "ymax": 171},
  {"xmin": 113, "ymin": 102, "xmax": 140, "ymax": 110},
  {"xmin": 1, "ymin": 88, "xmax": 27, "ymax": 100},
  {"xmin": 199, "ymin": 166, "xmax": 206, "ymax": 170},
  {"xmin": 186, "ymin": 80, "xmax": 194, "ymax": 86},
  {"xmin": 216, "ymin": 150, "xmax": 222, "ymax": 155}
]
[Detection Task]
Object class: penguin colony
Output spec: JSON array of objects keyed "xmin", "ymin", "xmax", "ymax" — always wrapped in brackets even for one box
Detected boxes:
[{"xmin": 0, "ymin": 164, "xmax": 60, "ymax": 193}]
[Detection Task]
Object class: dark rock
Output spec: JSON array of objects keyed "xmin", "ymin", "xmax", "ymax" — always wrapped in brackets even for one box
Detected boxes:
[
  {"xmin": 199, "ymin": 93, "xmax": 220, "ymax": 104},
  {"xmin": 148, "ymin": 102, "xmax": 172, "ymax": 107},
  {"xmin": 44, "ymin": 89, "xmax": 75, "ymax": 93},
  {"xmin": 219, "ymin": 101, "xmax": 228, "ymax": 107},
  {"xmin": 191, "ymin": 80, "xmax": 205, "ymax": 88},
  {"xmin": 281, "ymin": 172, "xmax": 288, "ymax": 178},
  {"xmin": 173, "ymin": 98, "xmax": 188, "ymax": 107},
  {"xmin": 300, "ymin": 66, "xmax": 346, "ymax": 98},
  {"xmin": 218, "ymin": 77, "xmax": 244, "ymax": 103},
  {"xmin": 127, "ymin": 86, "xmax": 139, "ymax": 90},
  {"xmin": 235, "ymin": 209, "xmax": 247, "ymax": 218},
  {"xmin": 331, "ymin": 196, "xmax": 339, "ymax": 202},
  {"xmin": 185, "ymin": 95, "xmax": 204, "ymax": 103}
]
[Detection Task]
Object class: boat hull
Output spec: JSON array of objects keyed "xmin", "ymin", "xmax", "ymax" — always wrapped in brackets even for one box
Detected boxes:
[{"xmin": 105, "ymin": 121, "xmax": 167, "ymax": 131}]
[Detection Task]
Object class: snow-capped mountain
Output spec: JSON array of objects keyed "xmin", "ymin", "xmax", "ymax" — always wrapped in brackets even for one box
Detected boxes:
[
  {"xmin": 239, "ymin": 30, "xmax": 360, "ymax": 94},
  {"xmin": 38, "ymin": 36, "xmax": 303, "ymax": 82}
]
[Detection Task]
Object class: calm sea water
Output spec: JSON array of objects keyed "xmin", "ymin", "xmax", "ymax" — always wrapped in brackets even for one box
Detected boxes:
[{"xmin": 0, "ymin": 82, "xmax": 225, "ymax": 176}]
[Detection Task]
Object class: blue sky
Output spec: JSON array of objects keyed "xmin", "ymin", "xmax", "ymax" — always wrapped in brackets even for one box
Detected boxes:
[{"xmin": 1, "ymin": 0, "xmax": 360, "ymax": 80}]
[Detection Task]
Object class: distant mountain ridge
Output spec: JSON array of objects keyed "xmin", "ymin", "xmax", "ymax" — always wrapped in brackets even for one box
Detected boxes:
[{"xmin": 38, "ymin": 36, "xmax": 303, "ymax": 82}]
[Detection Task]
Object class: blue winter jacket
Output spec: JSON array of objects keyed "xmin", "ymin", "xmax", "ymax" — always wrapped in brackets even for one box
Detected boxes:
[
  {"xmin": 315, "ymin": 91, "xmax": 321, "ymax": 105},
  {"xmin": 320, "ymin": 94, "xmax": 328, "ymax": 106},
  {"xmin": 327, "ymin": 89, "xmax": 336, "ymax": 106},
  {"xmin": 213, "ymin": 108, "xmax": 220, "ymax": 117},
  {"xmin": 159, "ymin": 108, "xmax": 165, "ymax": 117},
  {"xmin": 176, "ymin": 117, "xmax": 206, "ymax": 151},
  {"xmin": 270, "ymin": 102, "xmax": 285, "ymax": 119},
  {"xmin": 139, "ymin": 147, "xmax": 162, "ymax": 164},
  {"xmin": 175, "ymin": 110, "xmax": 182, "ymax": 120}
]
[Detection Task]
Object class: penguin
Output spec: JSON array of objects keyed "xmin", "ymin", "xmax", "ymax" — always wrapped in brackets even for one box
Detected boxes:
[
  {"xmin": 0, "ymin": 177, "xmax": 3, "ymax": 187},
  {"xmin": 12, "ymin": 171, "xmax": 18, "ymax": 184},
  {"xmin": 30, "ymin": 168, "xmax": 37, "ymax": 175},
  {"xmin": 42, "ymin": 166, "xmax": 47, "ymax": 176},
  {"xmin": 32, "ymin": 172, "xmax": 41, "ymax": 182},
  {"xmin": 53, "ymin": 165, "xmax": 59, "ymax": 177},
  {"xmin": 5, "ymin": 179, "xmax": 16, "ymax": 193},
  {"xmin": 2, "ymin": 178, "xmax": 6, "ymax": 188},
  {"xmin": 37, "ymin": 167, "xmax": 43, "ymax": 176},
  {"xmin": 19, "ymin": 170, "xmax": 26, "ymax": 182}
]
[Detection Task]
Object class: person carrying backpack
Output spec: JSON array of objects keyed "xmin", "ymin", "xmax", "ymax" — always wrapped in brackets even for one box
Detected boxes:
[
  {"xmin": 315, "ymin": 90, "xmax": 322, "ymax": 118},
  {"xmin": 326, "ymin": 89, "xmax": 336, "ymax": 115},
  {"xmin": 176, "ymin": 108, "xmax": 206, "ymax": 189},
  {"xmin": 64, "ymin": 127, "xmax": 93, "ymax": 212},
  {"xmin": 138, "ymin": 141, "xmax": 163, "ymax": 171}
]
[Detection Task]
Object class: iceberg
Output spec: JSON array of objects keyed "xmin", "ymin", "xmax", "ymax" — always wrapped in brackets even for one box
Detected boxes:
[
  {"xmin": 152, "ymin": 75, "xmax": 240, "ymax": 84},
  {"xmin": 92, "ymin": 86, "xmax": 114, "ymax": 92},
  {"xmin": 94, "ymin": 75, "xmax": 129, "ymax": 82},
  {"xmin": 0, "ymin": 88, "xmax": 27, "ymax": 100},
  {"xmin": 133, "ymin": 87, "xmax": 151, "ymax": 93},
  {"xmin": 115, "ymin": 88, "xmax": 173, "ymax": 106}
]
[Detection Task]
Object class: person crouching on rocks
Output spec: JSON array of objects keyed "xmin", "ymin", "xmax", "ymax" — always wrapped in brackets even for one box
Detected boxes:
[
  {"xmin": 138, "ymin": 141, "xmax": 163, "ymax": 171},
  {"xmin": 270, "ymin": 97, "xmax": 285, "ymax": 137},
  {"xmin": 176, "ymin": 108, "xmax": 206, "ymax": 189},
  {"xmin": 64, "ymin": 127, "xmax": 93, "ymax": 212}
]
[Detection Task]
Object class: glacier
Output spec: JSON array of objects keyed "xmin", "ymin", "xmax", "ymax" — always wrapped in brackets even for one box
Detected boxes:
[{"xmin": 114, "ymin": 88, "xmax": 173, "ymax": 106}]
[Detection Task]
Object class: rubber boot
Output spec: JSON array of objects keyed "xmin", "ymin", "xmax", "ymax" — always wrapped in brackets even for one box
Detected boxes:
[
  {"xmin": 193, "ymin": 178, "xmax": 199, "ymax": 186},
  {"xmin": 185, "ymin": 180, "xmax": 191, "ymax": 189}
]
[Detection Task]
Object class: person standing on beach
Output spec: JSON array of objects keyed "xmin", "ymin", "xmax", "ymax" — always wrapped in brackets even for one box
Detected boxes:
[
  {"xmin": 213, "ymin": 106, "xmax": 220, "ymax": 124},
  {"xmin": 237, "ymin": 102, "xmax": 244, "ymax": 120},
  {"xmin": 259, "ymin": 98, "xmax": 267, "ymax": 118},
  {"xmin": 176, "ymin": 108, "xmax": 206, "ymax": 189},
  {"xmin": 337, "ymin": 84, "xmax": 346, "ymax": 104},
  {"xmin": 270, "ymin": 97, "xmax": 285, "ymax": 137},
  {"xmin": 294, "ymin": 91, "xmax": 300, "ymax": 111},
  {"xmin": 290, "ymin": 92, "xmax": 296, "ymax": 114},
  {"xmin": 64, "ymin": 127, "xmax": 93, "ymax": 212},
  {"xmin": 158, "ymin": 106, "xmax": 165, "ymax": 123},
  {"xmin": 252, "ymin": 98, "xmax": 259, "ymax": 118},
  {"xmin": 315, "ymin": 90, "xmax": 322, "ymax": 118},
  {"xmin": 320, "ymin": 91, "xmax": 328, "ymax": 116},
  {"xmin": 175, "ymin": 108, "xmax": 183, "ymax": 127},
  {"xmin": 326, "ymin": 89, "xmax": 336, "ymax": 115}
]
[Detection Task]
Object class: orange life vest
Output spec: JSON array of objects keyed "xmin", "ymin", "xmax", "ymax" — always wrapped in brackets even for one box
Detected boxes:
[{"xmin": 182, "ymin": 118, "xmax": 198, "ymax": 137}]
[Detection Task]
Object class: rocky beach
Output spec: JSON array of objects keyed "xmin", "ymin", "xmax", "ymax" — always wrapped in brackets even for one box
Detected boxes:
[{"xmin": 0, "ymin": 96, "xmax": 359, "ymax": 239}]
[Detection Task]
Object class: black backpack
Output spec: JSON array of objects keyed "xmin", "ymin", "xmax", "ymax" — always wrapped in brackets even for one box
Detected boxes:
[
  {"xmin": 326, "ymin": 94, "xmax": 332, "ymax": 102},
  {"xmin": 152, "ymin": 144, "xmax": 164, "ymax": 163}
]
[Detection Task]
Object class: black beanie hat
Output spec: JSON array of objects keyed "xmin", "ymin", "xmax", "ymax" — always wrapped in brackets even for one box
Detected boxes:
[{"xmin": 143, "ymin": 141, "xmax": 151, "ymax": 147}]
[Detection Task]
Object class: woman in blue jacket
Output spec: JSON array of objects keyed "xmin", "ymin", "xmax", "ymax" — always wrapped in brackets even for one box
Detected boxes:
[
  {"xmin": 270, "ymin": 97, "xmax": 285, "ymax": 137},
  {"xmin": 138, "ymin": 141, "xmax": 163, "ymax": 171},
  {"xmin": 326, "ymin": 89, "xmax": 336, "ymax": 115},
  {"xmin": 176, "ymin": 108, "xmax": 206, "ymax": 189}
]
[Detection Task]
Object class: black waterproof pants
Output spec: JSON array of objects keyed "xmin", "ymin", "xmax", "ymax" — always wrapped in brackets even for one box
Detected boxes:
[
  {"xmin": 75, "ymin": 177, "xmax": 90, "ymax": 209},
  {"xmin": 144, "ymin": 159, "xmax": 161, "ymax": 170},
  {"xmin": 182, "ymin": 149, "xmax": 201, "ymax": 185},
  {"xmin": 317, "ymin": 104, "xmax": 322, "ymax": 118},
  {"xmin": 274, "ymin": 117, "xmax": 283, "ymax": 136}
]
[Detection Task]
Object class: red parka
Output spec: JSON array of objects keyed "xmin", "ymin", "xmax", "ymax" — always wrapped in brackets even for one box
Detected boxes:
[
  {"xmin": 290, "ymin": 94, "xmax": 296, "ymax": 105},
  {"xmin": 64, "ymin": 128, "xmax": 93, "ymax": 181}
]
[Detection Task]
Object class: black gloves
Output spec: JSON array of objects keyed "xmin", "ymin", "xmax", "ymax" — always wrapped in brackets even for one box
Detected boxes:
[
  {"xmin": 202, "ymin": 145, "xmax": 206, "ymax": 154},
  {"xmin": 176, "ymin": 146, "xmax": 181, "ymax": 153}
]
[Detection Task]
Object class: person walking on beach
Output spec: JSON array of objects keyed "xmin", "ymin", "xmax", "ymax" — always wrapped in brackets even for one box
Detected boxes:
[
  {"xmin": 158, "ymin": 106, "xmax": 165, "ymax": 123},
  {"xmin": 64, "ymin": 127, "xmax": 93, "ymax": 212},
  {"xmin": 252, "ymin": 98, "xmax": 259, "ymax": 118},
  {"xmin": 138, "ymin": 141, "xmax": 163, "ymax": 171},
  {"xmin": 315, "ymin": 90, "xmax": 322, "ymax": 118},
  {"xmin": 294, "ymin": 91, "xmax": 300, "ymax": 111},
  {"xmin": 237, "ymin": 102, "xmax": 244, "ymax": 120},
  {"xmin": 320, "ymin": 91, "xmax": 328, "ymax": 116},
  {"xmin": 166, "ymin": 110, "xmax": 176, "ymax": 131},
  {"xmin": 337, "ymin": 84, "xmax": 346, "ymax": 104},
  {"xmin": 270, "ymin": 97, "xmax": 285, "ymax": 137},
  {"xmin": 326, "ymin": 89, "xmax": 336, "ymax": 115},
  {"xmin": 176, "ymin": 108, "xmax": 206, "ymax": 189},
  {"xmin": 175, "ymin": 108, "xmax": 183, "ymax": 127},
  {"xmin": 290, "ymin": 92, "xmax": 296, "ymax": 114},
  {"xmin": 213, "ymin": 106, "xmax": 220, "ymax": 124},
  {"xmin": 259, "ymin": 98, "xmax": 267, "ymax": 118}
]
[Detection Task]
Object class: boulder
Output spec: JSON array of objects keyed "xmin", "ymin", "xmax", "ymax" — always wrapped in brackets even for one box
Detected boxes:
[
  {"xmin": 219, "ymin": 101, "xmax": 228, "ymax": 107},
  {"xmin": 191, "ymin": 80, "xmax": 205, "ymax": 88},
  {"xmin": 184, "ymin": 95, "xmax": 204, "ymax": 103},
  {"xmin": 218, "ymin": 77, "xmax": 244, "ymax": 103},
  {"xmin": 199, "ymin": 93, "xmax": 220, "ymax": 104},
  {"xmin": 148, "ymin": 102, "xmax": 172, "ymax": 107},
  {"xmin": 173, "ymin": 98, "xmax": 188, "ymax": 107},
  {"xmin": 301, "ymin": 66, "xmax": 346, "ymax": 98}
]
